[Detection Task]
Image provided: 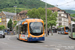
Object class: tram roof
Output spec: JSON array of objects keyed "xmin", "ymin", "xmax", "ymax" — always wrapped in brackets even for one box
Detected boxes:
[{"xmin": 18, "ymin": 18, "xmax": 43, "ymax": 25}]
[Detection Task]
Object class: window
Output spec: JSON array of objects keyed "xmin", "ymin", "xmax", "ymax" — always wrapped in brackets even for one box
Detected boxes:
[
  {"xmin": 23, "ymin": 24, "xmax": 28, "ymax": 35},
  {"xmin": 0, "ymin": 16, "xmax": 2, "ymax": 18},
  {"xmin": 59, "ymin": 18, "xmax": 62, "ymax": 21},
  {"xmin": 59, "ymin": 23, "xmax": 62, "ymax": 26},
  {"xmin": 19, "ymin": 23, "xmax": 28, "ymax": 35},
  {"xmin": 59, "ymin": 14, "xmax": 61, "ymax": 16},
  {"xmin": 3, "ymin": 23, "xmax": 5, "ymax": 24},
  {"xmin": 3, "ymin": 16, "xmax": 5, "ymax": 17},
  {"xmin": 29, "ymin": 22, "xmax": 43, "ymax": 36},
  {"xmin": 58, "ymin": 10, "xmax": 60, "ymax": 12},
  {"xmin": 0, "ymin": 23, "xmax": 2, "ymax": 24},
  {"xmin": 52, "ymin": 10, "xmax": 54, "ymax": 12},
  {"xmin": 2, "ymin": 19, "xmax": 5, "ymax": 21}
]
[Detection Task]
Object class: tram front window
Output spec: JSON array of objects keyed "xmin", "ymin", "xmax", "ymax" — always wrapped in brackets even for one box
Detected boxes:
[
  {"xmin": 29, "ymin": 22, "xmax": 43, "ymax": 36},
  {"xmin": 65, "ymin": 27, "xmax": 69, "ymax": 30}
]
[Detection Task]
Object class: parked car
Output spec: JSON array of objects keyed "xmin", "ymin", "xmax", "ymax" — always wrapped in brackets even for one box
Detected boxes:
[{"xmin": 0, "ymin": 30, "xmax": 5, "ymax": 38}]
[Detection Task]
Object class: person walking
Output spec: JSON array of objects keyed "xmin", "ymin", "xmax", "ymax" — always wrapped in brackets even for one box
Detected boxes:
[{"xmin": 48, "ymin": 30, "xmax": 49, "ymax": 35}]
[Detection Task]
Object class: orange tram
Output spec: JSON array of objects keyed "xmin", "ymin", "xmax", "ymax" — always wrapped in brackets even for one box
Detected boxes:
[
  {"xmin": 16, "ymin": 18, "xmax": 45, "ymax": 41},
  {"xmin": 58, "ymin": 27, "xmax": 69, "ymax": 34}
]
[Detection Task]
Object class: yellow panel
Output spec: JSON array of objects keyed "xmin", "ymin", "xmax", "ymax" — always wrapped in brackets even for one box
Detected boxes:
[{"xmin": 0, "ymin": 18, "xmax": 1, "ymax": 22}]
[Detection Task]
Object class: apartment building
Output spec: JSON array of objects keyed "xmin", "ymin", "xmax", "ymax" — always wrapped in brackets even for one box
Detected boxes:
[
  {"xmin": 48, "ymin": 7, "xmax": 71, "ymax": 28},
  {"xmin": 0, "ymin": 12, "xmax": 7, "ymax": 28},
  {"xmin": 13, "ymin": 10, "xmax": 28, "ymax": 21}
]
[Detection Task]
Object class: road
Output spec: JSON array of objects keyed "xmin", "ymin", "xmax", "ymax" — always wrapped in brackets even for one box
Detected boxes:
[{"xmin": 0, "ymin": 33, "xmax": 75, "ymax": 50}]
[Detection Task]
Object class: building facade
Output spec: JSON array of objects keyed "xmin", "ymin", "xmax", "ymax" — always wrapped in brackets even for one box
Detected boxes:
[
  {"xmin": 0, "ymin": 12, "xmax": 7, "ymax": 28},
  {"xmin": 13, "ymin": 10, "xmax": 28, "ymax": 21},
  {"xmin": 48, "ymin": 7, "xmax": 71, "ymax": 28},
  {"xmin": 0, "ymin": 11, "xmax": 28, "ymax": 28}
]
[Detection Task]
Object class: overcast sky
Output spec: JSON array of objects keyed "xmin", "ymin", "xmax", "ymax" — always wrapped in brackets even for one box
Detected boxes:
[{"xmin": 41, "ymin": 0, "xmax": 75, "ymax": 10}]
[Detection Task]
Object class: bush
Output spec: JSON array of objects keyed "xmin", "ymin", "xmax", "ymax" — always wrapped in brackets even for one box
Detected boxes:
[{"xmin": 0, "ymin": 25, "xmax": 5, "ymax": 30}]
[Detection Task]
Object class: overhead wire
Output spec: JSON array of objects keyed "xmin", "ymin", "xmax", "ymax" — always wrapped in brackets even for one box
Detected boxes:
[{"xmin": 55, "ymin": 0, "xmax": 75, "ymax": 6}]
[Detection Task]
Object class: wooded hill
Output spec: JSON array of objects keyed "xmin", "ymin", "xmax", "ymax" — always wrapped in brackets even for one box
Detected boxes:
[{"xmin": 0, "ymin": 0, "xmax": 54, "ymax": 13}]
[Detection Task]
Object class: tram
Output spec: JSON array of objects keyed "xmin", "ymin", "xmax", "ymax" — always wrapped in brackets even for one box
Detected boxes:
[{"xmin": 16, "ymin": 18, "xmax": 45, "ymax": 41}]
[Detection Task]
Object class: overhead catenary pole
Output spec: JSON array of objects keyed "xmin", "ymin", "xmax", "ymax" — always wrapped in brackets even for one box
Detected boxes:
[
  {"xmin": 14, "ymin": 6, "xmax": 17, "ymax": 34},
  {"xmin": 14, "ymin": 6, "xmax": 17, "ymax": 21},
  {"xmin": 45, "ymin": 2, "xmax": 47, "ymax": 37}
]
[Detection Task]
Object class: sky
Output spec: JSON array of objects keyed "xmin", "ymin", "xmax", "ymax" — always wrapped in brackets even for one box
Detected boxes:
[{"xmin": 41, "ymin": 0, "xmax": 75, "ymax": 10}]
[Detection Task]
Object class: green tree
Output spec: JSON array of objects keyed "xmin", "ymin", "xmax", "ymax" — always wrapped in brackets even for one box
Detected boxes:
[
  {"xmin": 7, "ymin": 19, "xmax": 12, "ymax": 31},
  {"xmin": 27, "ymin": 8, "xmax": 40, "ymax": 18},
  {"xmin": 70, "ymin": 14, "xmax": 75, "ymax": 17},
  {"xmin": 13, "ymin": 21, "xmax": 17, "ymax": 28},
  {"xmin": 0, "ymin": 25, "xmax": 5, "ymax": 30},
  {"xmin": 57, "ymin": 25, "xmax": 65, "ymax": 28}
]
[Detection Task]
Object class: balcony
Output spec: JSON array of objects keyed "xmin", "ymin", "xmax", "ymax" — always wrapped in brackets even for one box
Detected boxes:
[{"xmin": 58, "ymin": 11, "xmax": 64, "ymax": 13}]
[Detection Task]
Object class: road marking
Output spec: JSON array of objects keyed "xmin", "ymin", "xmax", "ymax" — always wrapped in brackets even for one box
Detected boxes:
[
  {"xmin": 56, "ymin": 48, "xmax": 60, "ymax": 50},
  {"xmin": 7, "ymin": 36, "xmax": 11, "ymax": 40},
  {"xmin": 44, "ymin": 45, "xmax": 48, "ymax": 46},
  {"xmin": 50, "ymin": 45, "xmax": 56, "ymax": 47},
  {"xmin": 1, "ymin": 42, "xmax": 7, "ymax": 44}
]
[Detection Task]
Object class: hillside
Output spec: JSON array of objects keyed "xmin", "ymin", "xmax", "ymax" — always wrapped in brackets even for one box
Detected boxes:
[
  {"xmin": 65, "ymin": 10, "xmax": 75, "ymax": 14},
  {"xmin": 0, "ymin": 0, "xmax": 54, "ymax": 13}
]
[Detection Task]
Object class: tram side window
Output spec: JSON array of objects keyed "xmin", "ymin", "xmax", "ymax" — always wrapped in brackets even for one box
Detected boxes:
[
  {"xmin": 22, "ymin": 24, "xmax": 28, "ymax": 34},
  {"xmin": 61, "ymin": 28, "xmax": 64, "ymax": 31},
  {"xmin": 58, "ymin": 28, "xmax": 61, "ymax": 31},
  {"xmin": 19, "ymin": 25, "xmax": 23, "ymax": 34},
  {"xmin": 72, "ymin": 28, "xmax": 75, "ymax": 32}
]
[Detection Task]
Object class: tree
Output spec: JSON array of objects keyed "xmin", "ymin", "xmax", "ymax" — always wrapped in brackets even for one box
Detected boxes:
[
  {"xmin": 70, "ymin": 14, "xmax": 75, "ymax": 17},
  {"xmin": 57, "ymin": 25, "xmax": 65, "ymax": 28},
  {"xmin": 7, "ymin": 19, "xmax": 12, "ymax": 31},
  {"xmin": 13, "ymin": 21, "xmax": 17, "ymax": 28},
  {"xmin": 27, "ymin": 8, "xmax": 57, "ymax": 35},
  {"xmin": 0, "ymin": 25, "xmax": 5, "ymax": 30},
  {"xmin": 27, "ymin": 8, "xmax": 40, "ymax": 18}
]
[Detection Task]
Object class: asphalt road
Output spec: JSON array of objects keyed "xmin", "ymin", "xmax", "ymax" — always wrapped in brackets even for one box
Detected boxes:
[{"xmin": 0, "ymin": 33, "xmax": 75, "ymax": 50}]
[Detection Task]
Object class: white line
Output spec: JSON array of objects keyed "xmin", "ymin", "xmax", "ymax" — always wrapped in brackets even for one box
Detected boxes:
[
  {"xmin": 1, "ymin": 42, "xmax": 7, "ymax": 44},
  {"xmin": 44, "ymin": 45, "xmax": 48, "ymax": 46},
  {"xmin": 7, "ymin": 36, "xmax": 11, "ymax": 40}
]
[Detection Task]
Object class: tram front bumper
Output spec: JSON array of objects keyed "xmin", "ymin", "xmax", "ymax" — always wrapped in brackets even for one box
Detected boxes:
[{"xmin": 28, "ymin": 37, "xmax": 45, "ymax": 41}]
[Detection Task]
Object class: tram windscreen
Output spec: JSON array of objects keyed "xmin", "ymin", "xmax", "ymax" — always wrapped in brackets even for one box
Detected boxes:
[
  {"xmin": 29, "ymin": 22, "xmax": 43, "ymax": 36},
  {"xmin": 65, "ymin": 27, "xmax": 69, "ymax": 30}
]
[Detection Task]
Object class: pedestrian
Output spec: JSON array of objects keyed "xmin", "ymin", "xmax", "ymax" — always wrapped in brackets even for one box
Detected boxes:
[{"xmin": 48, "ymin": 30, "xmax": 49, "ymax": 35}]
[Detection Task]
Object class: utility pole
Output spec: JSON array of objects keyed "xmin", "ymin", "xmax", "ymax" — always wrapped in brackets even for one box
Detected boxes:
[
  {"xmin": 14, "ymin": 6, "xmax": 17, "ymax": 21},
  {"xmin": 14, "ymin": 6, "xmax": 17, "ymax": 35},
  {"xmin": 45, "ymin": 2, "xmax": 47, "ymax": 37}
]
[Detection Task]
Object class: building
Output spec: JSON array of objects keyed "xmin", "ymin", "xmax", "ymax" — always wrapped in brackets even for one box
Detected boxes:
[
  {"xmin": 0, "ymin": 11, "xmax": 16, "ymax": 28},
  {"xmin": 0, "ymin": 11, "xmax": 28, "ymax": 28},
  {"xmin": 0, "ymin": 12, "xmax": 7, "ymax": 28},
  {"xmin": 13, "ymin": 10, "xmax": 28, "ymax": 21},
  {"xmin": 48, "ymin": 7, "xmax": 71, "ymax": 28}
]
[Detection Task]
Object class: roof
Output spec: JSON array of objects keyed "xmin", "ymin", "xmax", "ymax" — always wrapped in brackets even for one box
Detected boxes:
[
  {"xmin": 19, "ymin": 10, "xmax": 28, "ymax": 14},
  {"xmin": 47, "ymin": 7, "xmax": 66, "ymax": 12},
  {"xmin": 17, "ymin": 18, "xmax": 43, "ymax": 25},
  {"xmin": 2, "ymin": 11, "xmax": 16, "ymax": 16}
]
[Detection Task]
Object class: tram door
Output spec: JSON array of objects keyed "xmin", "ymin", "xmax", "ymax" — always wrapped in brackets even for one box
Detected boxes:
[{"xmin": 20, "ymin": 23, "xmax": 28, "ymax": 40}]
